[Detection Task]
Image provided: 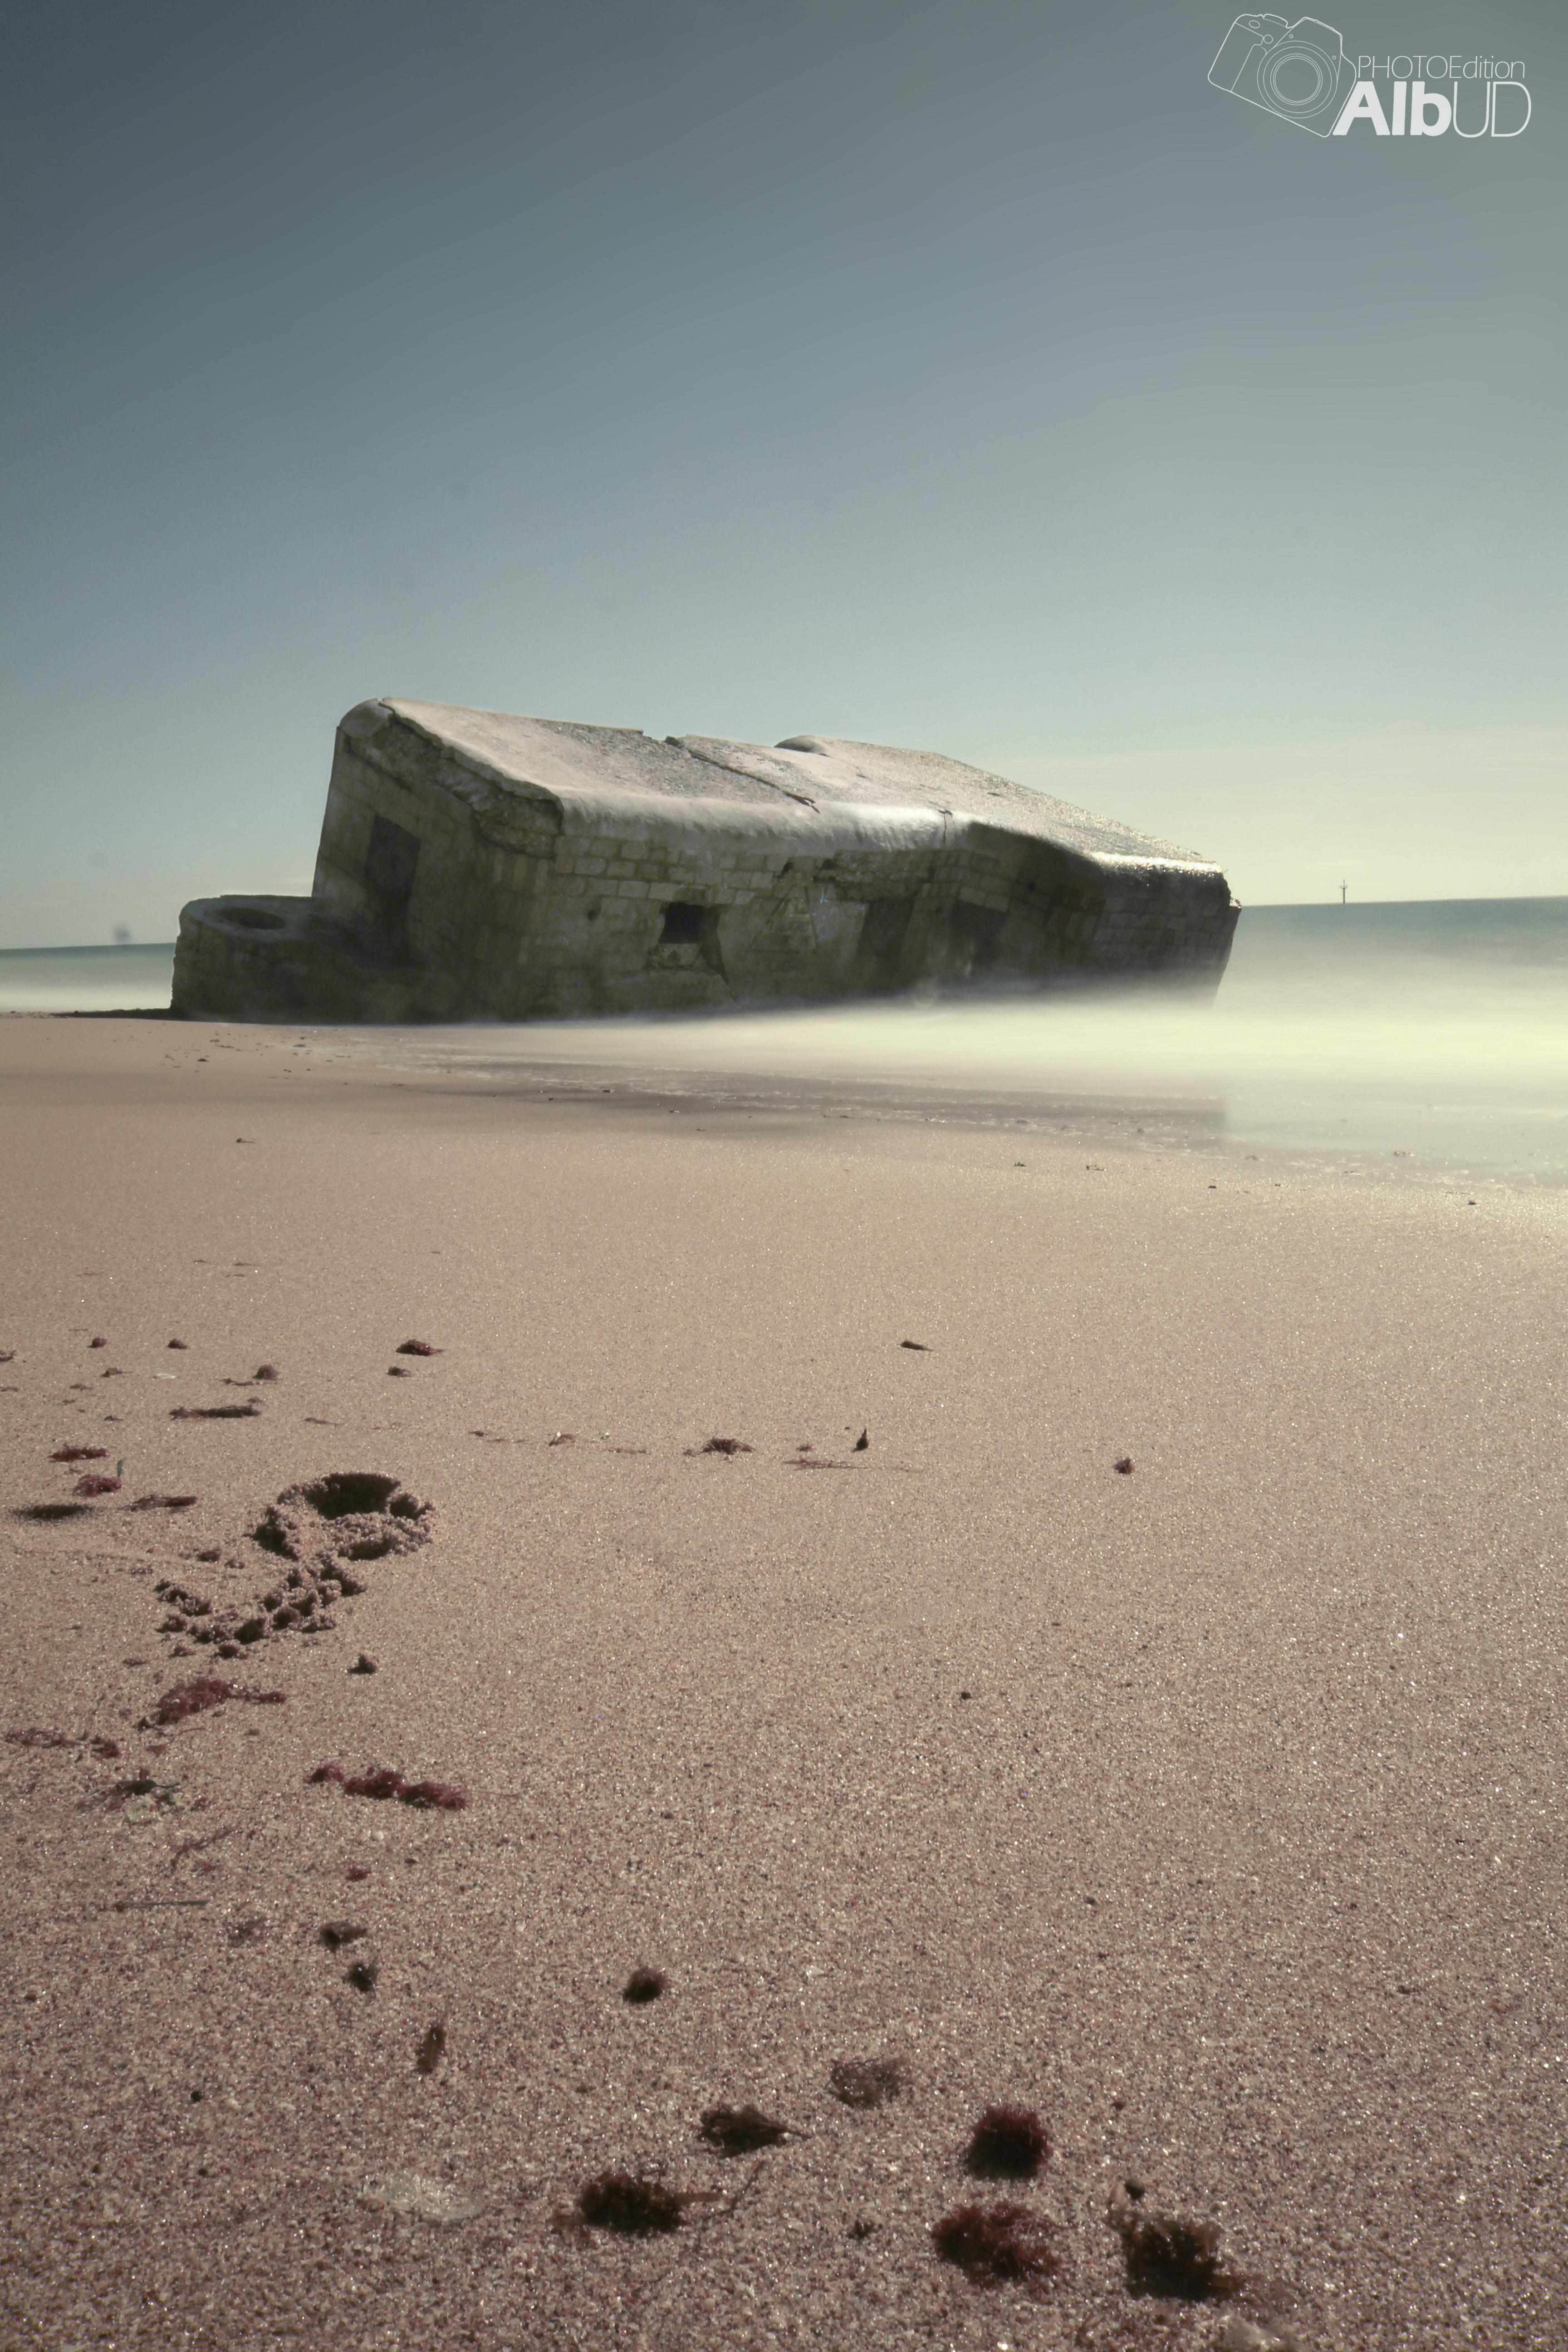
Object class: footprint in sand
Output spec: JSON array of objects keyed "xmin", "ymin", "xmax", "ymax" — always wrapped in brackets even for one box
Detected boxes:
[{"xmin": 152, "ymin": 1473, "xmax": 433, "ymax": 1659}]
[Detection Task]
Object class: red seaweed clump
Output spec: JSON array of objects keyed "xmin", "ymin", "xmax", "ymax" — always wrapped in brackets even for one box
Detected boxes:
[
  {"xmin": 931, "ymin": 2200, "xmax": 1063, "ymax": 2290},
  {"xmin": 570, "ymin": 2171, "xmax": 689, "ymax": 2236},
  {"xmin": 51, "ymin": 1446, "xmax": 108, "ymax": 1463},
  {"xmin": 74, "ymin": 1473, "xmax": 122, "ymax": 1496},
  {"xmin": 156, "ymin": 1677, "xmax": 239, "ymax": 1722},
  {"xmin": 399, "ymin": 1778, "xmax": 466, "ymax": 1809},
  {"xmin": 149, "ymin": 1677, "xmax": 288, "ymax": 1726},
  {"xmin": 963, "ymin": 2103, "xmax": 1051, "ymax": 2180},
  {"xmin": 307, "ymin": 1762, "xmax": 466, "ymax": 1810}
]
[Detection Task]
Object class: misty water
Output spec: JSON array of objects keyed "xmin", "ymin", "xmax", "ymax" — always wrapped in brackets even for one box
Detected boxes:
[
  {"xmin": 5, "ymin": 901, "xmax": 1567, "ymax": 1186},
  {"xmin": 0, "ymin": 942, "xmax": 181, "ymax": 1016}
]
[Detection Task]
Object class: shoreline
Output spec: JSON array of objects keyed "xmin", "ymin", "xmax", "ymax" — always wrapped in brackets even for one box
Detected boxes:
[{"xmin": 10, "ymin": 1005, "xmax": 1564, "ymax": 1194}]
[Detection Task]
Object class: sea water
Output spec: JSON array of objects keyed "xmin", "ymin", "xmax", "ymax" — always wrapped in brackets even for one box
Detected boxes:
[
  {"xmin": 0, "ymin": 941, "xmax": 177, "ymax": 1015},
  {"xmin": 412, "ymin": 898, "xmax": 1568, "ymax": 1187},
  {"xmin": 5, "ymin": 904, "xmax": 1567, "ymax": 1184}
]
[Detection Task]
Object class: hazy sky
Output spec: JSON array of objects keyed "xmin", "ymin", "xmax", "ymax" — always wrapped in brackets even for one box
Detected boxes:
[{"xmin": 3, "ymin": 0, "xmax": 1563, "ymax": 946}]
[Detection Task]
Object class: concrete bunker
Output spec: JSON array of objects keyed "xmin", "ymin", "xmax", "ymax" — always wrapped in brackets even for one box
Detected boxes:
[{"xmin": 172, "ymin": 697, "xmax": 1240, "ymax": 1022}]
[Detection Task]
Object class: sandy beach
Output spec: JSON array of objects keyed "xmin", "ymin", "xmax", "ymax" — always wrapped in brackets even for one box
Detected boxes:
[{"xmin": 1, "ymin": 1014, "xmax": 1563, "ymax": 2352}]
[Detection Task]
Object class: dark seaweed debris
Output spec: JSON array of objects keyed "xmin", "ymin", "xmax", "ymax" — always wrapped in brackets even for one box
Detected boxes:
[
  {"xmin": 622, "ymin": 1966, "xmax": 668, "ymax": 2004},
  {"xmin": 170, "ymin": 1401, "xmax": 262, "ymax": 1420},
  {"xmin": 17, "ymin": 1502, "xmax": 91, "ymax": 1521},
  {"xmin": 416, "ymin": 2023, "xmax": 446, "ymax": 2075},
  {"xmin": 829, "ymin": 2055, "xmax": 907, "ymax": 2110},
  {"xmin": 74, "ymin": 1473, "xmax": 122, "ymax": 1496},
  {"xmin": 345, "ymin": 1959, "xmax": 378, "ymax": 1994},
  {"xmin": 396, "ymin": 1339, "xmax": 442, "ymax": 1356},
  {"xmin": 307, "ymin": 1763, "xmax": 467, "ymax": 1810},
  {"xmin": 1110, "ymin": 2190, "xmax": 1240, "ymax": 2302},
  {"xmin": 318, "ymin": 1921, "xmax": 368, "ymax": 1950},
  {"xmin": 128, "ymin": 1493, "xmax": 199, "ymax": 1511},
  {"xmin": 899, "ymin": 1339, "xmax": 930, "ymax": 1351},
  {"xmin": 688, "ymin": 1436, "xmax": 753, "ymax": 1456},
  {"xmin": 698, "ymin": 2103, "xmax": 789, "ymax": 2156},
  {"xmin": 931, "ymin": 2200, "xmax": 1063, "ymax": 2290},
  {"xmin": 963, "ymin": 2103, "xmax": 1051, "ymax": 2180},
  {"xmin": 1114, "ymin": 1456, "xmax": 1134, "ymax": 1475},
  {"xmin": 51, "ymin": 1445, "xmax": 107, "ymax": 1462},
  {"xmin": 572, "ymin": 2171, "xmax": 689, "ymax": 2236},
  {"xmin": 148, "ymin": 1677, "xmax": 286, "ymax": 1726}
]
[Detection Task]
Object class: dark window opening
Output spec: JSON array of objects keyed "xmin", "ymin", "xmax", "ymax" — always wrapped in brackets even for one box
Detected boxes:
[
  {"xmin": 949, "ymin": 901, "xmax": 1006, "ymax": 974},
  {"xmin": 365, "ymin": 815, "xmax": 421, "ymax": 908},
  {"xmin": 854, "ymin": 898, "xmax": 915, "ymax": 990},
  {"xmin": 659, "ymin": 902, "xmax": 706, "ymax": 945}
]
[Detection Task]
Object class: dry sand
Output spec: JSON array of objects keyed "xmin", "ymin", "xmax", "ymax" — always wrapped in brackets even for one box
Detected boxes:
[{"xmin": 1, "ymin": 1015, "xmax": 1563, "ymax": 2352}]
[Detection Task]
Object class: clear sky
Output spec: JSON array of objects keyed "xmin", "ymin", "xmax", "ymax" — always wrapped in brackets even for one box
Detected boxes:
[{"xmin": 2, "ymin": 0, "xmax": 1563, "ymax": 946}]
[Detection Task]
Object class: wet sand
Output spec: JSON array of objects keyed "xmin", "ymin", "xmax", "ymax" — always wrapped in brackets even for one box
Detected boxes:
[{"xmin": 1, "ymin": 1016, "xmax": 1564, "ymax": 2352}]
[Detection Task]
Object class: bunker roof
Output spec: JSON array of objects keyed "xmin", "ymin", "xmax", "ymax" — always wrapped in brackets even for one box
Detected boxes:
[{"xmin": 374, "ymin": 699, "xmax": 1215, "ymax": 871}]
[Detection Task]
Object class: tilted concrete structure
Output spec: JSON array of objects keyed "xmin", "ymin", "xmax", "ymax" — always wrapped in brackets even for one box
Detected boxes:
[{"xmin": 172, "ymin": 698, "xmax": 1240, "ymax": 1022}]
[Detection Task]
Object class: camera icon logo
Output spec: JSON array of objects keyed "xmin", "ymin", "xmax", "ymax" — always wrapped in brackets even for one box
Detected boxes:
[{"xmin": 1208, "ymin": 13, "xmax": 1356, "ymax": 134}]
